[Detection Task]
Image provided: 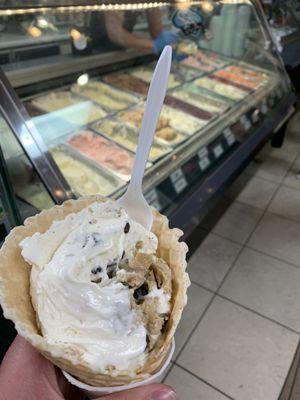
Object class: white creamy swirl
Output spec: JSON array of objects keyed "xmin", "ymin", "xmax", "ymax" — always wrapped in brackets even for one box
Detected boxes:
[{"xmin": 20, "ymin": 201, "xmax": 158, "ymax": 373}]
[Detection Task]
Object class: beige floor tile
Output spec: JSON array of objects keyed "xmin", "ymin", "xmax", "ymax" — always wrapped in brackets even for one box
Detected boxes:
[
  {"xmin": 220, "ymin": 248, "xmax": 300, "ymax": 332},
  {"xmin": 283, "ymin": 156, "xmax": 300, "ymax": 191},
  {"xmin": 255, "ymin": 140, "xmax": 299, "ymax": 164},
  {"xmin": 249, "ymin": 213, "xmax": 300, "ymax": 267},
  {"xmin": 178, "ymin": 297, "xmax": 298, "ymax": 400},
  {"xmin": 165, "ymin": 365, "xmax": 230, "ymax": 400},
  {"xmin": 269, "ymin": 185, "xmax": 300, "ymax": 223},
  {"xmin": 173, "ymin": 284, "xmax": 213, "ymax": 359},
  {"xmin": 212, "ymin": 201, "xmax": 263, "ymax": 245},
  {"xmin": 246, "ymin": 151, "xmax": 291, "ymax": 184},
  {"xmin": 188, "ymin": 233, "xmax": 241, "ymax": 291},
  {"xmin": 226, "ymin": 174, "xmax": 278, "ymax": 210}
]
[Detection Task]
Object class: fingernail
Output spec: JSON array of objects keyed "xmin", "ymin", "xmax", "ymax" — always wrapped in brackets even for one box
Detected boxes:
[{"xmin": 150, "ymin": 389, "xmax": 177, "ymax": 400}]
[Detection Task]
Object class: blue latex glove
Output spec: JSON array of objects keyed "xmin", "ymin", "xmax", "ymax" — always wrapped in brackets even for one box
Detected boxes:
[
  {"xmin": 153, "ymin": 30, "xmax": 178, "ymax": 55},
  {"xmin": 173, "ymin": 52, "xmax": 187, "ymax": 62}
]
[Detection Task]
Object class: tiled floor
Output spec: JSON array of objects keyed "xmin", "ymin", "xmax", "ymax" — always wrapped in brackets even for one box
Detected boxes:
[{"xmin": 164, "ymin": 112, "xmax": 300, "ymax": 399}]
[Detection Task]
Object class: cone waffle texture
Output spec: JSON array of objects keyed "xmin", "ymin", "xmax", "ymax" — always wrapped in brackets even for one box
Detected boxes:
[{"xmin": 0, "ymin": 195, "xmax": 190, "ymax": 386}]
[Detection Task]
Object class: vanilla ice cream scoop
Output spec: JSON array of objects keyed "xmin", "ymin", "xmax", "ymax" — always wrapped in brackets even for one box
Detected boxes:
[{"xmin": 20, "ymin": 200, "xmax": 172, "ymax": 374}]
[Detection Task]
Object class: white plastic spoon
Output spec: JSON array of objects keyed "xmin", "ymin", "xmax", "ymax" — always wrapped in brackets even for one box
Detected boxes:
[{"xmin": 117, "ymin": 45, "xmax": 172, "ymax": 230}]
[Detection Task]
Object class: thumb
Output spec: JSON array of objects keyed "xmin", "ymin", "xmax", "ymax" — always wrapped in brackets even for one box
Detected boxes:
[{"xmin": 98, "ymin": 383, "xmax": 176, "ymax": 400}]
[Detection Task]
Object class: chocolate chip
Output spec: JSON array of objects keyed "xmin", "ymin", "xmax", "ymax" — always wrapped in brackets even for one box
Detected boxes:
[
  {"xmin": 133, "ymin": 282, "xmax": 149, "ymax": 300},
  {"xmin": 161, "ymin": 316, "xmax": 169, "ymax": 333},
  {"xmin": 121, "ymin": 250, "xmax": 125, "ymax": 259},
  {"xmin": 91, "ymin": 266, "xmax": 102, "ymax": 274},
  {"xmin": 107, "ymin": 263, "xmax": 117, "ymax": 279},
  {"xmin": 92, "ymin": 233, "xmax": 102, "ymax": 245},
  {"xmin": 124, "ymin": 222, "xmax": 130, "ymax": 234},
  {"xmin": 92, "ymin": 277, "xmax": 102, "ymax": 284}
]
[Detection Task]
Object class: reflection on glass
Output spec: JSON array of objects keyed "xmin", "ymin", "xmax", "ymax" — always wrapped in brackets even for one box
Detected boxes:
[{"xmin": 0, "ymin": 113, "xmax": 54, "ymax": 216}]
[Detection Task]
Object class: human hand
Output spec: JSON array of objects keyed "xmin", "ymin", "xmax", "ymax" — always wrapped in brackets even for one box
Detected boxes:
[
  {"xmin": 0, "ymin": 335, "xmax": 176, "ymax": 400},
  {"xmin": 153, "ymin": 31, "xmax": 179, "ymax": 55}
]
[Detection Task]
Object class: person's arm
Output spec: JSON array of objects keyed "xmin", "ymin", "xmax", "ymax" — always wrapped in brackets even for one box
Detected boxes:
[
  {"xmin": 105, "ymin": 12, "xmax": 153, "ymax": 51},
  {"xmin": 146, "ymin": 9, "xmax": 163, "ymax": 39}
]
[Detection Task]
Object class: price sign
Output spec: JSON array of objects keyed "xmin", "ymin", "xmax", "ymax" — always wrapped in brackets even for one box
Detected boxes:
[
  {"xmin": 213, "ymin": 143, "xmax": 224, "ymax": 159},
  {"xmin": 223, "ymin": 128, "xmax": 236, "ymax": 146},
  {"xmin": 251, "ymin": 109, "xmax": 260, "ymax": 124},
  {"xmin": 261, "ymin": 103, "xmax": 268, "ymax": 115},
  {"xmin": 198, "ymin": 147, "xmax": 208, "ymax": 159},
  {"xmin": 145, "ymin": 189, "xmax": 158, "ymax": 204},
  {"xmin": 170, "ymin": 168, "xmax": 188, "ymax": 194},
  {"xmin": 199, "ymin": 156, "xmax": 210, "ymax": 171},
  {"xmin": 240, "ymin": 115, "xmax": 252, "ymax": 130}
]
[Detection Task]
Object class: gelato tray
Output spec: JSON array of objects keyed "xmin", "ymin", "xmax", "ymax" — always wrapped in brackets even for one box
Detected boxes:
[
  {"xmin": 194, "ymin": 77, "xmax": 248, "ymax": 101},
  {"xmin": 31, "ymin": 91, "xmax": 107, "ymax": 125},
  {"xmin": 67, "ymin": 130, "xmax": 135, "ymax": 181},
  {"xmin": 130, "ymin": 67, "xmax": 182, "ymax": 89},
  {"xmin": 171, "ymin": 62, "xmax": 203, "ymax": 82},
  {"xmin": 92, "ymin": 119, "xmax": 171, "ymax": 162},
  {"xmin": 214, "ymin": 70, "xmax": 260, "ymax": 90},
  {"xmin": 171, "ymin": 87, "xmax": 229, "ymax": 114},
  {"xmin": 103, "ymin": 72, "xmax": 149, "ymax": 96},
  {"xmin": 160, "ymin": 105, "xmax": 206, "ymax": 136},
  {"xmin": 225, "ymin": 65, "xmax": 269, "ymax": 83},
  {"xmin": 118, "ymin": 107, "xmax": 187, "ymax": 146},
  {"xmin": 71, "ymin": 81, "xmax": 139, "ymax": 111},
  {"xmin": 182, "ymin": 56, "xmax": 215, "ymax": 73},
  {"xmin": 50, "ymin": 146, "xmax": 123, "ymax": 197}
]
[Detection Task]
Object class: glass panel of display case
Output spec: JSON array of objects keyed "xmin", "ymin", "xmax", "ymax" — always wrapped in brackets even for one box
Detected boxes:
[
  {"xmin": 0, "ymin": 111, "xmax": 54, "ymax": 216},
  {"xmin": 0, "ymin": 0, "xmax": 293, "ymax": 217}
]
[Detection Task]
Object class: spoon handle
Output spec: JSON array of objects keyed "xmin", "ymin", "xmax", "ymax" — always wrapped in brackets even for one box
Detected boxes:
[{"xmin": 127, "ymin": 45, "xmax": 172, "ymax": 192}]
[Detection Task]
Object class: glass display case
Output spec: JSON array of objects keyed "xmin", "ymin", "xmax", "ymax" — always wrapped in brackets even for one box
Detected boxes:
[
  {"xmin": 0, "ymin": 0, "xmax": 297, "ymax": 235},
  {"xmin": 260, "ymin": 0, "xmax": 300, "ymax": 69}
]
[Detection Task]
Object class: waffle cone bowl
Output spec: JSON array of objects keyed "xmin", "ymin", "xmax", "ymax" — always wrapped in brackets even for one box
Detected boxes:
[{"xmin": 0, "ymin": 195, "xmax": 190, "ymax": 387}]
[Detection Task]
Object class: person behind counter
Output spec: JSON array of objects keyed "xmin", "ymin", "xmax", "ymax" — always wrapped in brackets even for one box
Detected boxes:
[{"xmin": 86, "ymin": 9, "xmax": 178, "ymax": 55}]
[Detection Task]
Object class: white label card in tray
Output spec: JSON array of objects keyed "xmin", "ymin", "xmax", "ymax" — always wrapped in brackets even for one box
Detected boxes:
[
  {"xmin": 261, "ymin": 103, "xmax": 268, "ymax": 115},
  {"xmin": 145, "ymin": 189, "xmax": 162, "ymax": 211},
  {"xmin": 213, "ymin": 144, "xmax": 224, "ymax": 159},
  {"xmin": 199, "ymin": 156, "xmax": 210, "ymax": 171},
  {"xmin": 198, "ymin": 147, "xmax": 208, "ymax": 159},
  {"xmin": 223, "ymin": 128, "xmax": 235, "ymax": 146},
  {"xmin": 240, "ymin": 115, "xmax": 251, "ymax": 130},
  {"xmin": 145, "ymin": 189, "xmax": 158, "ymax": 204},
  {"xmin": 170, "ymin": 169, "xmax": 188, "ymax": 194}
]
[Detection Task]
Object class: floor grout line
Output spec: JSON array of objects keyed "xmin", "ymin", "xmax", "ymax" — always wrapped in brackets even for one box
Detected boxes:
[
  {"xmin": 216, "ymin": 294, "xmax": 300, "ymax": 336},
  {"xmin": 245, "ymin": 245, "xmax": 300, "ymax": 271},
  {"xmin": 162, "ymin": 362, "xmax": 175, "ymax": 385},
  {"xmin": 190, "ymin": 279, "xmax": 300, "ymax": 335},
  {"xmin": 173, "ymin": 292, "xmax": 217, "ymax": 364},
  {"xmin": 173, "ymin": 363, "xmax": 235, "ymax": 400},
  {"xmin": 265, "ymin": 210, "xmax": 300, "ymax": 227}
]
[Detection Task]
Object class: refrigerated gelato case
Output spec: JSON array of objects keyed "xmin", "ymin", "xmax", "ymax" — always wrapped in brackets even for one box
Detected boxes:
[{"xmin": 0, "ymin": 0, "xmax": 297, "ymax": 236}]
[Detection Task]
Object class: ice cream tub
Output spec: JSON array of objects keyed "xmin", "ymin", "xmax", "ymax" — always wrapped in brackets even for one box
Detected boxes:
[
  {"xmin": 50, "ymin": 145, "xmax": 125, "ymax": 197},
  {"xmin": 91, "ymin": 118, "xmax": 172, "ymax": 162},
  {"xmin": 117, "ymin": 105, "xmax": 189, "ymax": 147},
  {"xmin": 66, "ymin": 130, "xmax": 137, "ymax": 181},
  {"xmin": 63, "ymin": 339, "xmax": 175, "ymax": 398},
  {"xmin": 31, "ymin": 90, "xmax": 107, "ymax": 126},
  {"xmin": 71, "ymin": 80, "xmax": 139, "ymax": 112},
  {"xmin": 103, "ymin": 72, "xmax": 149, "ymax": 98},
  {"xmin": 129, "ymin": 66, "xmax": 182, "ymax": 89}
]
